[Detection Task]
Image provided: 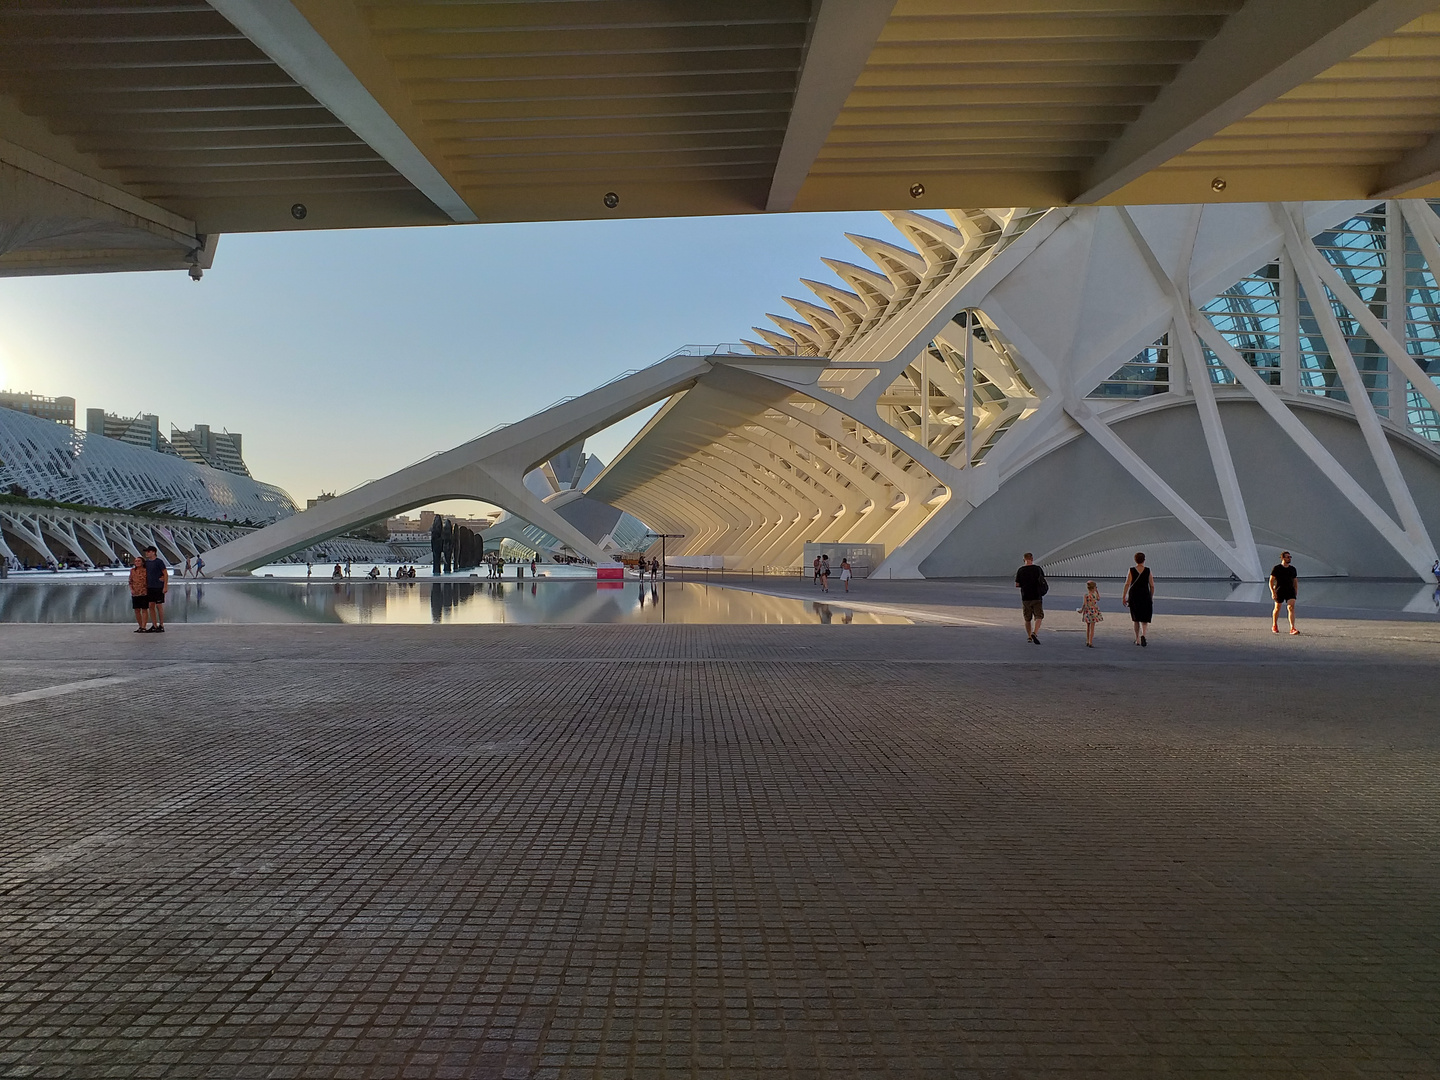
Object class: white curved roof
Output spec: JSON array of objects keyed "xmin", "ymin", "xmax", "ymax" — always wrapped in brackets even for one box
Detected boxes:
[{"xmin": 0, "ymin": 407, "xmax": 295, "ymax": 524}]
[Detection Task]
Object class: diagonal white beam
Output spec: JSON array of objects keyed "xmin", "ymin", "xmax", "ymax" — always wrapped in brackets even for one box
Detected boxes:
[
  {"xmin": 209, "ymin": 0, "xmax": 476, "ymax": 223},
  {"xmin": 1065, "ymin": 398, "xmax": 1258, "ymax": 581},
  {"xmin": 1075, "ymin": 0, "xmax": 1438, "ymax": 204},
  {"xmin": 766, "ymin": 0, "xmax": 896, "ymax": 212},
  {"xmin": 0, "ymin": 138, "xmax": 200, "ymax": 249},
  {"xmin": 1275, "ymin": 205, "xmax": 1435, "ymax": 562},
  {"xmin": 1116, "ymin": 206, "xmax": 1263, "ymax": 579},
  {"xmin": 1299, "ymin": 206, "xmax": 1440, "ymax": 420},
  {"xmin": 1193, "ymin": 312, "xmax": 1435, "ymax": 579},
  {"xmin": 203, "ymin": 355, "xmax": 712, "ymax": 574}
]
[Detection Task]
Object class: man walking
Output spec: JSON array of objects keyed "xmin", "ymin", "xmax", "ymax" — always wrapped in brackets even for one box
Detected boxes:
[
  {"xmin": 142, "ymin": 545, "xmax": 168, "ymax": 633},
  {"xmin": 1014, "ymin": 551, "xmax": 1047, "ymax": 644},
  {"xmin": 1270, "ymin": 550, "xmax": 1299, "ymax": 635}
]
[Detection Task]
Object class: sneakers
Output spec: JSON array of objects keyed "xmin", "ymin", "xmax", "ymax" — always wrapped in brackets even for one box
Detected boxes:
[{"xmin": 1141, "ymin": 635, "xmax": 1147, "ymax": 647}]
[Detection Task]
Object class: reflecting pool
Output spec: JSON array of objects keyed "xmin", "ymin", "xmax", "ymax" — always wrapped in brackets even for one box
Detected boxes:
[{"xmin": 0, "ymin": 579, "xmax": 909, "ymax": 625}]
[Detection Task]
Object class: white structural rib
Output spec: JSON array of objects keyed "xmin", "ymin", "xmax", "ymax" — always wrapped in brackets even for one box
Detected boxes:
[
  {"xmin": 209, "ymin": 0, "xmax": 476, "ymax": 224},
  {"xmin": 1116, "ymin": 207, "xmax": 1263, "ymax": 580},
  {"xmin": 1274, "ymin": 205, "xmax": 1436, "ymax": 561},
  {"xmin": 1075, "ymin": 0, "xmax": 1438, "ymax": 204},
  {"xmin": 1192, "ymin": 315, "xmax": 1437, "ymax": 578},
  {"xmin": 201, "ymin": 354, "xmax": 713, "ymax": 574},
  {"xmin": 765, "ymin": 0, "xmax": 897, "ymax": 212}
]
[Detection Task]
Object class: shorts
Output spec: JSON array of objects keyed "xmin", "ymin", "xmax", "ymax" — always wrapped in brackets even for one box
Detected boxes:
[
  {"xmin": 1022, "ymin": 598, "xmax": 1044, "ymax": 621},
  {"xmin": 131, "ymin": 595, "xmax": 149, "ymax": 611},
  {"xmin": 147, "ymin": 588, "xmax": 166, "ymax": 604}
]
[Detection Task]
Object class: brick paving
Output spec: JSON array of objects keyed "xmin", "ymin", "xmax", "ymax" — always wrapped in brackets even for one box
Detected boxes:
[{"xmin": 0, "ymin": 617, "xmax": 1438, "ymax": 1078}]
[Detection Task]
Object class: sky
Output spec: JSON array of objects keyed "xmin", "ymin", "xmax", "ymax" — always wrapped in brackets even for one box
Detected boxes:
[{"xmin": 0, "ymin": 210, "xmax": 893, "ymax": 514}]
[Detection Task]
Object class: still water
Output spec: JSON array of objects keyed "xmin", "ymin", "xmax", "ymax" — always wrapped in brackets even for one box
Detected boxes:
[{"xmin": 0, "ymin": 578, "xmax": 908, "ymax": 626}]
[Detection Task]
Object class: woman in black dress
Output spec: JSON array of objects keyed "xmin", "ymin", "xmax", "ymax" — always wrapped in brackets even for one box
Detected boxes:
[{"xmin": 1121, "ymin": 551, "xmax": 1155, "ymax": 646}]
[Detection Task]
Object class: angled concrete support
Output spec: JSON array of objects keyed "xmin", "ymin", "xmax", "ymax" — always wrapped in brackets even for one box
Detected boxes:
[{"xmin": 202, "ymin": 355, "xmax": 712, "ymax": 575}]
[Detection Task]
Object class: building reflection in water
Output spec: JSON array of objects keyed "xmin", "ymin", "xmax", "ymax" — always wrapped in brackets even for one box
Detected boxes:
[
  {"xmin": 0, "ymin": 579, "xmax": 910, "ymax": 625},
  {"xmin": 1, "ymin": 576, "xmax": 1437, "ymax": 624}
]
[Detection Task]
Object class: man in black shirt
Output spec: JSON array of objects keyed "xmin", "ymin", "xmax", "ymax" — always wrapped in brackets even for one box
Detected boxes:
[
  {"xmin": 142, "ymin": 545, "xmax": 168, "ymax": 633},
  {"xmin": 1270, "ymin": 551, "xmax": 1299, "ymax": 635},
  {"xmin": 1014, "ymin": 552, "xmax": 1047, "ymax": 644}
]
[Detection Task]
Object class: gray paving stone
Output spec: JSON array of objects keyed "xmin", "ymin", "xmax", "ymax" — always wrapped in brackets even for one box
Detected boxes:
[{"xmin": 0, "ymin": 617, "xmax": 1436, "ymax": 1077}]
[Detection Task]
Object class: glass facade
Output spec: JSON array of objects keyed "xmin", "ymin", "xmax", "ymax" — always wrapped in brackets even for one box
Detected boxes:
[
  {"xmin": 1091, "ymin": 336, "xmax": 1169, "ymax": 397},
  {"xmin": 1201, "ymin": 263, "xmax": 1281, "ymax": 386},
  {"xmin": 1185, "ymin": 201, "xmax": 1440, "ymax": 442}
]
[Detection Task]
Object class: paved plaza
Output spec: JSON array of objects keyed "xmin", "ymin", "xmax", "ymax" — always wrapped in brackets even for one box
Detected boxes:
[{"xmin": 1, "ymin": 596, "xmax": 1438, "ymax": 1078}]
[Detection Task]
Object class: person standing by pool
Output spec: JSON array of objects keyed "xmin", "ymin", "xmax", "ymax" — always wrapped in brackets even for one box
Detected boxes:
[
  {"xmin": 1014, "ymin": 552, "xmax": 1047, "ymax": 644},
  {"xmin": 820, "ymin": 554, "xmax": 831, "ymax": 592},
  {"xmin": 128, "ymin": 554, "xmax": 150, "ymax": 633},
  {"xmin": 1270, "ymin": 551, "xmax": 1299, "ymax": 635},
  {"xmin": 1121, "ymin": 552, "xmax": 1154, "ymax": 646},
  {"xmin": 1078, "ymin": 580, "xmax": 1103, "ymax": 648},
  {"xmin": 840, "ymin": 558, "xmax": 852, "ymax": 592},
  {"xmin": 814, "ymin": 554, "xmax": 822, "ymax": 586},
  {"xmin": 142, "ymin": 545, "xmax": 168, "ymax": 633}
]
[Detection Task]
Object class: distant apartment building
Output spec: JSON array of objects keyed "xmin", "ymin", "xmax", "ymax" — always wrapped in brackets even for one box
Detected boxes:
[
  {"xmin": 386, "ymin": 510, "xmax": 493, "ymax": 542},
  {"xmin": 1, "ymin": 391, "xmax": 75, "ymax": 426},
  {"xmin": 170, "ymin": 423, "xmax": 249, "ymax": 477},
  {"xmin": 85, "ymin": 409, "xmax": 170, "ymax": 452}
]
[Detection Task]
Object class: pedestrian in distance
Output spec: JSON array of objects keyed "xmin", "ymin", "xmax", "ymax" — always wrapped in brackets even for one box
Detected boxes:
[
  {"xmin": 1078, "ymin": 580, "xmax": 1103, "ymax": 647},
  {"xmin": 128, "ymin": 554, "xmax": 150, "ymax": 633},
  {"xmin": 840, "ymin": 558, "xmax": 852, "ymax": 592},
  {"xmin": 813, "ymin": 554, "xmax": 822, "ymax": 586},
  {"xmin": 183, "ymin": 555, "xmax": 193, "ymax": 578},
  {"xmin": 820, "ymin": 554, "xmax": 831, "ymax": 592},
  {"xmin": 1014, "ymin": 552, "xmax": 1047, "ymax": 644},
  {"xmin": 1270, "ymin": 551, "xmax": 1299, "ymax": 635},
  {"xmin": 651, "ymin": 557, "xmax": 660, "ymax": 581},
  {"xmin": 195, "ymin": 555, "xmax": 204, "ymax": 579},
  {"xmin": 142, "ymin": 545, "xmax": 168, "ymax": 632},
  {"xmin": 1121, "ymin": 552, "xmax": 1154, "ymax": 646}
]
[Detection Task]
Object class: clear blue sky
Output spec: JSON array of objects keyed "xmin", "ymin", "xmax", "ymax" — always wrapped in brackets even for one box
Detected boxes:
[{"xmin": 0, "ymin": 211, "xmax": 891, "ymax": 510}]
